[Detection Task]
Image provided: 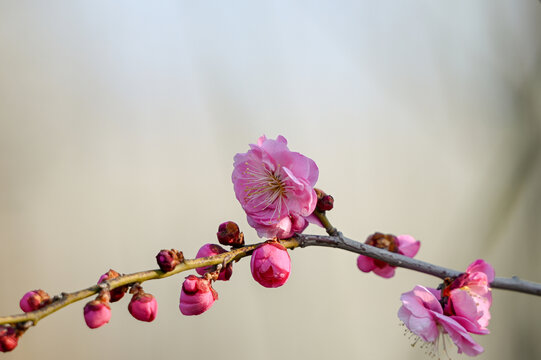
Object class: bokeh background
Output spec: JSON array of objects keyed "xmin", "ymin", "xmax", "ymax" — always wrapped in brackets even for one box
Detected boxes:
[{"xmin": 1, "ymin": 1, "xmax": 540, "ymax": 359}]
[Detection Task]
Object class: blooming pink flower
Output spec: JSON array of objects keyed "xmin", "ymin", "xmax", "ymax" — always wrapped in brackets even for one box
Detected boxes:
[
  {"xmin": 83, "ymin": 300, "xmax": 112, "ymax": 329},
  {"xmin": 128, "ymin": 292, "xmax": 158, "ymax": 322},
  {"xmin": 195, "ymin": 243, "xmax": 233, "ymax": 281},
  {"xmin": 357, "ymin": 233, "xmax": 420, "ymax": 278},
  {"xmin": 0, "ymin": 326, "xmax": 18, "ymax": 353},
  {"xmin": 19, "ymin": 289, "xmax": 50, "ymax": 313},
  {"xmin": 398, "ymin": 285, "xmax": 484, "ymax": 357},
  {"xmin": 179, "ymin": 275, "xmax": 218, "ymax": 316},
  {"xmin": 442, "ymin": 259, "xmax": 495, "ymax": 334},
  {"xmin": 232, "ymin": 135, "xmax": 319, "ymax": 239},
  {"xmin": 250, "ymin": 242, "xmax": 291, "ymax": 288}
]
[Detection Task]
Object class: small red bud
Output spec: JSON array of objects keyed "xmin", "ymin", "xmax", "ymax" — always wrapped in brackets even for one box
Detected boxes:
[
  {"xmin": 128, "ymin": 292, "xmax": 158, "ymax": 322},
  {"xmin": 98, "ymin": 269, "xmax": 127, "ymax": 302},
  {"xmin": 83, "ymin": 299, "xmax": 111, "ymax": 329},
  {"xmin": 250, "ymin": 242, "xmax": 291, "ymax": 288},
  {"xmin": 156, "ymin": 249, "xmax": 184, "ymax": 272},
  {"xmin": 19, "ymin": 289, "xmax": 50, "ymax": 313},
  {"xmin": 0, "ymin": 326, "xmax": 18, "ymax": 352},
  {"xmin": 317, "ymin": 194, "xmax": 334, "ymax": 212},
  {"xmin": 217, "ymin": 221, "xmax": 244, "ymax": 247}
]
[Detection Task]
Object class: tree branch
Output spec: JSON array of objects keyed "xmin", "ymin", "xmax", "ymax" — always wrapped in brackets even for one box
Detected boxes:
[
  {"xmin": 1, "ymin": 232, "xmax": 539, "ymax": 330},
  {"xmin": 294, "ymin": 232, "xmax": 541, "ymax": 296}
]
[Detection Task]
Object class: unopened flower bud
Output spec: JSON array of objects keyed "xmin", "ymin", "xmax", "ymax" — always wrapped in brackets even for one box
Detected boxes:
[
  {"xmin": 128, "ymin": 292, "xmax": 158, "ymax": 322},
  {"xmin": 250, "ymin": 242, "xmax": 291, "ymax": 288},
  {"xmin": 317, "ymin": 194, "xmax": 334, "ymax": 212},
  {"xmin": 83, "ymin": 299, "xmax": 111, "ymax": 329},
  {"xmin": 217, "ymin": 221, "xmax": 244, "ymax": 247},
  {"xmin": 98, "ymin": 269, "xmax": 127, "ymax": 302},
  {"xmin": 0, "ymin": 326, "xmax": 18, "ymax": 353},
  {"xmin": 195, "ymin": 244, "xmax": 233, "ymax": 281},
  {"xmin": 156, "ymin": 249, "xmax": 184, "ymax": 272},
  {"xmin": 179, "ymin": 275, "xmax": 218, "ymax": 316},
  {"xmin": 19, "ymin": 289, "xmax": 50, "ymax": 313}
]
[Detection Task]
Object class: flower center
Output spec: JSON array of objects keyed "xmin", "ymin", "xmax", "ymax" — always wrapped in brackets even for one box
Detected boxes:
[{"xmin": 243, "ymin": 163, "xmax": 292, "ymax": 219}]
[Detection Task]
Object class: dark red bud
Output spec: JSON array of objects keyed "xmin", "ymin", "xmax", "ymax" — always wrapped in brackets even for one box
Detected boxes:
[
  {"xmin": 156, "ymin": 249, "xmax": 184, "ymax": 272},
  {"xmin": 217, "ymin": 221, "xmax": 244, "ymax": 247},
  {"xmin": 317, "ymin": 195, "xmax": 334, "ymax": 212},
  {"xmin": 0, "ymin": 326, "xmax": 18, "ymax": 352}
]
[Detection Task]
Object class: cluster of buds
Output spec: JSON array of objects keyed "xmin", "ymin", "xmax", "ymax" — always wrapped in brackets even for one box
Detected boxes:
[
  {"xmin": 84, "ymin": 269, "xmax": 158, "ymax": 329},
  {"xmin": 98, "ymin": 269, "xmax": 128, "ymax": 302}
]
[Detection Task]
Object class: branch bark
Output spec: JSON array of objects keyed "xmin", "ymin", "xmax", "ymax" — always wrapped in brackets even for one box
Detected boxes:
[{"xmin": 0, "ymin": 232, "xmax": 539, "ymax": 329}]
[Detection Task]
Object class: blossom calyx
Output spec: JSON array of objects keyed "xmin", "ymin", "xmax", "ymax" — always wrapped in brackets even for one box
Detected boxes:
[
  {"xmin": 179, "ymin": 275, "xmax": 218, "ymax": 316},
  {"xmin": 250, "ymin": 241, "xmax": 291, "ymax": 288},
  {"xmin": 19, "ymin": 289, "xmax": 51, "ymax": 313},
  {"xmin": 156, "ymin": 249, "xmax": 184, "ymax": 272},
  {"xmin": 0, "ymin": 326, "xmax": 18, "ymax": 353},
  {"xmin": 98, "ymin": 269, "xmax": 128, "ymax": 302},
  {"xmin": 83, "ymin": 299, "xmax": 111, "ymax": 329},
  {"xmin": 195, "ymin": 244, "xmax": 233, "ymax": 281},
  {"xmin": 217, "ymin": 221, "xmax": 244, "ymax": 247}
]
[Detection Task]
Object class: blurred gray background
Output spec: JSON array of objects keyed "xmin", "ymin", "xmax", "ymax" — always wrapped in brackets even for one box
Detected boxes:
[{"xmin": 1, "ymin": 1, "xmax": 540, "ymax": 359}]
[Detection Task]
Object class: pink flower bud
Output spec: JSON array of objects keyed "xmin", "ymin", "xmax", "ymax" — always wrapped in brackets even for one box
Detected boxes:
[
  {"xmin": 19, "ymin": 289, "xmax": 50, "ymax": 313},
  {"xmin": 250, "ymin": 242, "xmax": 291, "ymax": 288},
  {"xmin": 179, "ymin": 275, "xmax": 218, "ymax": 316},
  {"xmin": 195, "ymin": 244, "xmax": 233, "ymax": 281},
  {"xmin": 128, "ymin": 293, "xmax": 158, "ymax": 322},
  {"xmin": 0, "ymin": 326, "xmax": 18, "ymax": 353},
  {"xmin": 98, "ymin": 269, "xmax": 127, "ymax": 302},
  {"xmin": 156, "ymin": 249, "xmax": 184, "ymax": 272},
  {"xmin": 217, "ymin": 221, "xmax": 244, "ymax": 247},
  {"xmin": 84, "ymin": 300, "xmax": 111, "ymax": 329}
]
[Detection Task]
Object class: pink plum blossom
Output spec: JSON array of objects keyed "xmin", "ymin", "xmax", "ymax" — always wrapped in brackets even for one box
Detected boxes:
[
  {"xmin": 83, "ymin": 300, "xmax": 111, "ymax": 329},
  {"xmin": 250, "ymin": 242, "xmax": 291, "ymax": 288},
  {"xmin": 442, "ymin": 259, "xmax": 494, "ymax": 334},
  {"xmin": 357, "ymin": 233, "xmax": 420, "ymax": 278},
  {"xmin": 195, "ymin": 243, "xmax": 233, "ymax": 281},
  {"xmin": 232, "ymin": 135, "xmax": 319, "ymax": 239},
  {"xmin": 128, "ymin": 292, "xmax": 158, "ymax": 322},
  {"xmin": 179, "ymin": 275, "xmax": 218, "ymax": 316},
  {"xmin": 398, "ymin": 285, "xmax": 484, "ymax": 357}
]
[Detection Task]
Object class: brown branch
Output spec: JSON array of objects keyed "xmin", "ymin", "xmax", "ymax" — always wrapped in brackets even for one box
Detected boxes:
[
  {"xmin": 1, "ymin": 231, "xmax": 539, "ymax": 330},
  {"xmin": 294, "ymin": 232, "xmax": 541, "ymax": 296}
]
